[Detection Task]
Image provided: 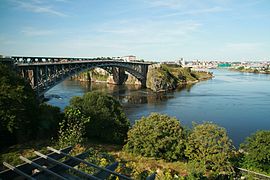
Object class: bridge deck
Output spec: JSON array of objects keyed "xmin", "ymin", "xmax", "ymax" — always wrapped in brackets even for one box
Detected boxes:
[
  {"xmin": 16, "ymin": 60, "xmax": 152, "ymax": 66},
  {"xmin": 6, "ymin": 56, "xmax": 152, "ymax": 97}
]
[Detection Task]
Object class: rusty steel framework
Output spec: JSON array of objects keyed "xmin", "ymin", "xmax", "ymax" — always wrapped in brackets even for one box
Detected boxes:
[{"xmin": 11, "ymin": 56, "xmax": 151, "ymax": 97}]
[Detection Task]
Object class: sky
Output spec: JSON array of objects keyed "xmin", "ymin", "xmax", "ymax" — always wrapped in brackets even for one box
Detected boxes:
[{"xmin": 0, "ymin": 0, "xmax": 269, "ymax": 61}]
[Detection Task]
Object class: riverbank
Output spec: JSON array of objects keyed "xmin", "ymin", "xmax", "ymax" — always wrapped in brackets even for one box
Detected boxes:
[
  {"xmin": 230, "ymin": 67, "xmax": 270, "ymax": 74},
  {"xmin": 45, "ymin": 69, "xmax": 270, "ymax": 147},
  {"xmin": 71, "ymin": 65, "xmax": 213, "ymax": 92}
]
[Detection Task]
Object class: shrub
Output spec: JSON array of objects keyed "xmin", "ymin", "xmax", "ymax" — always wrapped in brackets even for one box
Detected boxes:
[
  {"xmin": 124, "ymin": 113, "xmax": 186, "ymax": 161},
  {"xmin": 240, "ymin": 130, "xmax": 270, "ymax": 174},
  {"xmin": 58, "ymin": 108, "xmax": 90, "ymax": 148},
  {"xmin": 37, "ymin": 103, "xmax": 63, "ymax": 139},
  {"xmin": 67, "ymin": 91, "xmax": 130, "ymax": 144},
  {"xmin": 185, "ymin": 122, "xmax": 234, "ymax": 176}
]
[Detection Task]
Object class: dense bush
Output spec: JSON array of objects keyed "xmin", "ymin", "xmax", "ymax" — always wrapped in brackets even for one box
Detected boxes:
[
  {"xmin": 185, "ymin": 122, "xmax": 234, "ymax": 176},
  {"xmin": 0, "ymin": 64, "xmax": 38, "ymax": 148},
  {"xmin": 67, "ymin": 91, "xmax": 130, "ymax": 144},
  {"xmin": 0, "ymin": 64, "xmax": 66, "ymax": 149},
  {"xmin": 58, "ymin": 108, "xmax": 90, "ymax": 147},
  {"xmin": 37, "ymin": 103, "xmax": 63, "ymax": 139},
  {"xmin": 124, "ymin": 113, "xmax": 186, "ymax": 161},
  {"xmin": 240, "ymin": 130, "xmax": 270, "ymax": 174}
]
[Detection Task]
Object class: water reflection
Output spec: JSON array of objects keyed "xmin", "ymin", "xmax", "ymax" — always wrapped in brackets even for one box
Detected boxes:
[
  {"xmin": 46, "ymin": 70, "xmax": 270, "ymax": 146},
  {"xmin": 74, "ymin": 81, "xmax": 178, "ymax": 106}
]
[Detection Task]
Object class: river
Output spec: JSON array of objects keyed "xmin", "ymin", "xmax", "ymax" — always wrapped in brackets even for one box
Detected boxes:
[{"xmin": 46, "ymin": 69, "xmax": 270, "ymax": 147}]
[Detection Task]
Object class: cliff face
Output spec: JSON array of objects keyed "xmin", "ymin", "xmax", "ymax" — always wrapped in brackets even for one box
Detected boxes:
[
  {"xmin": 146, "ymin": 64, "xmax": 178, "ymax": 92},
  {"xmin": 146, "ymin": 64, "xmax": 212, "ymax": 92},
  {"xmin": 125, "ymin": 75, "xmax": 142, "ymax": 85},
  {"xmin": 72, "ymin": 68, "xmax": 109, "ymax": 82},
  {"xmin": 73, "ymin": 65, "xmax": 212, "ymax": 92}
]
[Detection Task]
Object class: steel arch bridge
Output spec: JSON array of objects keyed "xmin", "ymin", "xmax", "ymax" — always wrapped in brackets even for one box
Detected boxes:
[{"xmin": 10, "ymin": 56, "xmax": 152, "ymax": 97}]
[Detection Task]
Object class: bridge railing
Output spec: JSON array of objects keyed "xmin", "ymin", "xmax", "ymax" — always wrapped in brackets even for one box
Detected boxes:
[
  {"xmin": 12, "ymin": 56, "xmax": 113, "ymax": 64},
  {"xmin": 11, "ymin": 56, "xmax": 150, "ymax": 64}
]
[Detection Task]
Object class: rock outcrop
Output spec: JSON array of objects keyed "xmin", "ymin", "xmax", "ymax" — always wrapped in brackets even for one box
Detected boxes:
[
  {"xmin": 72, "ymin": 65, "xmax": 213, "ymax": 92},
  {"xmin": 146, "ymin": 64, "xmax": 212, "ymax": 92}
]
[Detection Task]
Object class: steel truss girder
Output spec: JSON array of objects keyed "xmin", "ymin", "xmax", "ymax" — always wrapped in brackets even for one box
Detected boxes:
[{"xmin": 16, "ymin": 61, "xmax": 150, "ymax": 96}]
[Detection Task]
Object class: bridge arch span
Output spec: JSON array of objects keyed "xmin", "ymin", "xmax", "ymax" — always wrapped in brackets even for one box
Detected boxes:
[
  {"xmin": 95, "ymin": 64, "xmax": 145, "ymax": 81},
  {"xmin": 16, "ymin": 60, "xmax": 150, "ymax": 96}
]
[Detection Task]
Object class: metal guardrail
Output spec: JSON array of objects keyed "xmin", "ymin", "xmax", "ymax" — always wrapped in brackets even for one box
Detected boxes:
[
  {"xmin": 0, "ymin": 146, "xmax": 156, "ymax": 180},
  {"xmin": 237, "ymin": 167, "xmax": 270, "ymax": 180}
]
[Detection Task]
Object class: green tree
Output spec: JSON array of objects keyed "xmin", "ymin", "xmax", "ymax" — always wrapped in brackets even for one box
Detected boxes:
[
  {"xmin": 124, "ymin": 113, "xmax": 186, "ymax": 161},
  {"xmin": 185, "ymin": 122, "xmax": 234, "ymax": 177},
  {"xmin": 237, "ymin": 66, "xmax": 245, "ymax": 71},
  {"xmin": 0, "ymin": 64, "xmax": 38, "ymax": 147},
  {"xmin": 240, "ymin": 130, "xmax": 270, "ymax": 174},
  {"xmin": 58, "ymin": 107, "xmax": 90, "ymax": 148},
  {"xmin": 67, "ymin": 91, "xmax": 130, "ymax": 144},
  {"xmin": 37, "ymin": 103, "xmax": 64, "ymax": 139}
]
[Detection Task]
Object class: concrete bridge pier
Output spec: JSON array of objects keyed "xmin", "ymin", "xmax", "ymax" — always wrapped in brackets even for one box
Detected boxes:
[
  {"xmin": 140, "ymin": 78, "xmax": 147, "ymax": 88},
  {"xmin": 140, "ymin": 65, "xmax": 148, "ymax": 88},
  {"xmin": 84, "ymin": 71, "xmax": 91, "ymax": 82},
  {"xmin": 112, "ymin": 67, "xmax": 128, "ymax": 85}
]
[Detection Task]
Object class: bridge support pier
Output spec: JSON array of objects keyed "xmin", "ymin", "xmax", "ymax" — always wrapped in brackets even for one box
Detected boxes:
[
  {"xmin": 140, "ymin": 78, "xmax": 147, "ymax": 88},
  {"xmin": 83, "ymin": 71, "xmax": 91, "ymax": 82},
  {"xmin": 112, "ymin": 67, "xmax": 128, "ymax": 85},
  {"xmin": 140, "ymin": 65, "xmax": 148, "ymax": 88}
]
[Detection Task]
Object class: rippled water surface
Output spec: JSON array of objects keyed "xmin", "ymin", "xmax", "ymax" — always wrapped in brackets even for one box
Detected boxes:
[{"xmin": 46, "ymin": 69, "xmax": 270, "ymax": 146}]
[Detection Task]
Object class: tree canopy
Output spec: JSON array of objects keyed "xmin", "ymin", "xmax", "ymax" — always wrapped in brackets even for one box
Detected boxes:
[
  {"xmin": 240, "ymin": 130, "xmax": 270, "ymax": 174},
  {"xmin": 0, "ymin": 64, "xmax": 64, "ymax": 149},
  {"xmin": 0, "ymin": 64, "xmax": 38, "ymax": 147},
  {"xmin": 185, "ymin": 122, "xmax": 234, "ymax": 176},
  {"xmin": 58, "ymin": 107, "xmax": 90, "ymax": 148},
  {"xmin": 124, "ymin": 113, "xmax": 186, "ymax": 161},
  {"xmin": 67, "ymin": 91, "xmax": 130, "ymax": 144},
  {"xmin": 37, "ymin": 103, "xmax": 63, "ymax": 139}
]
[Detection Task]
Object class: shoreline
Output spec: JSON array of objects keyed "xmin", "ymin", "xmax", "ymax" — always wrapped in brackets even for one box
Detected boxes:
[{"xmin": 230, "ymin": 68, "xmax": 270, "ymax": 74}]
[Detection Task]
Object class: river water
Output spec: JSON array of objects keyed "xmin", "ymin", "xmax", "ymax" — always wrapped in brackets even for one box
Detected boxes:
[{"xmin": 46, "ymin": 69, "xmax": 270, "ymax": 146}]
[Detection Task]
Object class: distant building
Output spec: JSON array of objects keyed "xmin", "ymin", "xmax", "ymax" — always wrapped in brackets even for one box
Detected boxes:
[
  {"xmin": 180, "ymin": 58, "xmax": 185, "ymax": 66},
  {"xmin": 218, "ymin": 63, "xmax": 231, "ymax": 68},
  {"xmin": 122, "ymin": 55, "xmax": 136, "ymax": 61}
]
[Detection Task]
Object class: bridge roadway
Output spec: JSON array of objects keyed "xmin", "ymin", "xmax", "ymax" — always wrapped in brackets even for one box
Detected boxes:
[{"xmin": 9, "ymin": 56, "xmax": 152, "ymax": 97}]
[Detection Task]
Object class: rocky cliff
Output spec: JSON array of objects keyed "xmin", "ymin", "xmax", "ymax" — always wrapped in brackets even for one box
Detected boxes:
[
  {"xmin": 146, "ymin": 64, "xmax": 212, "ymax": 92},
  {"xmin": 73, "ymin": 65, "xmax": 212, "ymax": 92}
]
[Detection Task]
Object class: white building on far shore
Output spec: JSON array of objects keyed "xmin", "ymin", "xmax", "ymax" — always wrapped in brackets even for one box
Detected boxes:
[{"xmin": 121, "ymin": 55, "xmax": 136, "ymax": 62}]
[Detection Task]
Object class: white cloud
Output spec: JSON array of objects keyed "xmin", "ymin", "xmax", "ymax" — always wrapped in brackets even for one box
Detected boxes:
[
  {"xmin": 21, "ymin": 27, "xmax": 55, "ymax": 36},
  {"xmin": 96, "ymin": 19, "xmax": 202, "ymax": 45},
  {"xmin": 225, "ymin": 42, "xmax": 263, "ymax": 51},
  {"xmin": 144, "ymin": 0, "xmax": 231, "ymax": 18},
  {"xmin": 146, "ymin": 0, "xmax": 189, "ymax": 9},
  {"xmin": 162, "ymin": 6, "xmax": 230, "ymax": 17},
  {"xmin": 13, "ymin": 0, "xmax": 67, "ymax": 17}
]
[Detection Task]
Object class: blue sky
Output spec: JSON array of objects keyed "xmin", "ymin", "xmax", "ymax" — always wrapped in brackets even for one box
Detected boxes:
[{"xmin": 0, "ymin": 0, "xmax": 269, "ymax": 61}]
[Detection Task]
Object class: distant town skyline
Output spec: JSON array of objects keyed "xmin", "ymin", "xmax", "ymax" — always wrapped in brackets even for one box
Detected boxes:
[{"xmin": 0, "ymin": 0, "xmax": 269, "ymax": 61}]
